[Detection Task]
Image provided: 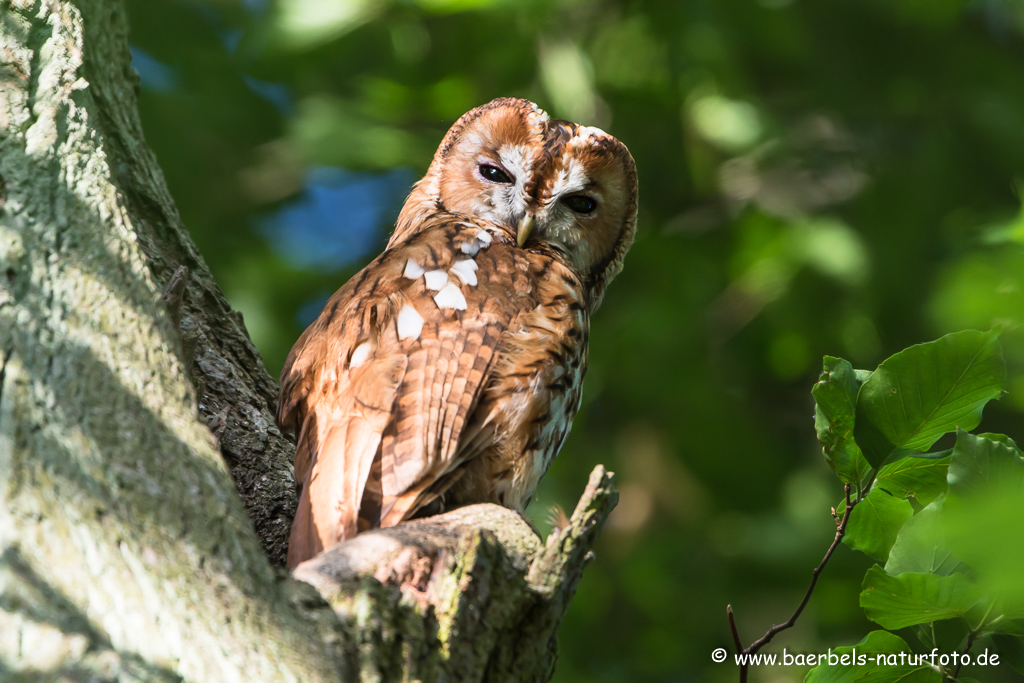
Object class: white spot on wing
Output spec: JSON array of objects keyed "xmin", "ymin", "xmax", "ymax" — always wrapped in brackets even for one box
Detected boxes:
[
  {"xmin": 404, "ymin": 258, "xmax": 424, "ymax": 279},
  {"xmin": 475, "ymin": 229, "xmax": 492, "ymax": 245},
  {"xmin": 397, "ymin": 305, "xmax": 424, "ymax": 340},
  {"xmin": 350, "ymin": 342, "xmax": 372, "ymax": 367},
  {"xmin": 460, "ymin": 241, "xmax": 480, "ymax": 256},
  {"xmin": 424, "ymin": 269, "xmax": 448, "ymax": 290},
  {"xmin": 433, "ymin": 283, "xmax": 467, "ymax": 310},
  {"xmin": 570, "ymin": 126, "xmax": 608, "ymax": 145},
  {"xmin": 450, "ymin": 259, "xmax": 478, "ymax": 286},
  {"xmin": 528, "ymin": 106, "xmax": 550, "ymax": 126}
]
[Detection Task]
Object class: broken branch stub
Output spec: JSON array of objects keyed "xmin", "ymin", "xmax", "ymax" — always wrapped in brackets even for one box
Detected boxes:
[{"xmin": 291, "ymin": 465, "xmax": 618, "ymax": 682}]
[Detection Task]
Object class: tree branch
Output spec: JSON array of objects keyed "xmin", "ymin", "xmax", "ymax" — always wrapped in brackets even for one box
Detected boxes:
[
  {"xmin": 729, "ymin": 484, "xmax": 857, "ymax": 682},
  {"xmin": 0, "ymin": 1, "xmax": 617, "ymax": 680},
  {"xmin": 950, "ymin": 629, "xmax": 977, "ymax": 682},
  {"xmin": 727, "ymin": 604, "xmax": 743, "ymax": 657},
  {"xmin": 292, "ymin": 466, "xmax": 619, "ymax": 681}
]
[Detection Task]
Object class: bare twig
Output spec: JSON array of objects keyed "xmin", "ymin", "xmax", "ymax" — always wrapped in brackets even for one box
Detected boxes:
[
  {"xmin": 951, "ymin": 603, "xmax": 993, "ymax": 682},
  {"xmin": 951, "ymin": 629, "xmax": 977, "ymax": 682},
  {"xmin": 727, "ymin": 604, "xmax": 743, "ymax": 657},
  {"xmin": 729, "ymin": 484, "xmax": 857, "ymax": 683}
]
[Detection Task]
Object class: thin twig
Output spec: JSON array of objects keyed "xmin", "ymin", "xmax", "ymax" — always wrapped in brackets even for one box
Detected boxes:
[
  {"xmin": 727, "ymin": 605, "xmax": 743, "ymax": 654},
  {"xmin": 951, "ymin": 629, "xmax": 978, "ymax": 681},
  {"xmin": 727, "ymin": 605, "xmax": 742, "ymax": 651},
  {"xmin": 727, "ymin": 605, "xmax": 745, "ymax": 683},
  {"xmin": 950, "ymin": 603, "xmax": 993, "ymax": 682},
  {"xmin": 729, "ymin": 484, "xmax": 857, "ymax": 682}
]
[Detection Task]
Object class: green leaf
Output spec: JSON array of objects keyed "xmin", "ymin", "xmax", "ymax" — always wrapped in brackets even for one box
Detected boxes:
[
  {"xmin": 976, "ymin": 432, "xmax": 1021, "ymax": 449},
  {"xmin": 885, "ymin": 498, "xmax": 963, "ymax": 576},
  {"xmin": 804, "ymin": 630, "xmax": 941, "ymax": 682},
  {"xmin": 942, "ymin": 431, "xmax": 1024, "ymax": 618},
  {"xmin": 813, "ymin": 356, "xmax": 872, "ymax": 484},
  {"xmin": 946, "ymin": 429, "xmax": 1024, "ymax": 500},
  {"xmin": 992, "ymin": 633, "xmax": 1024, "ymax": 674},
  {"xmin": 860, "ymin": 566, "xmax": 982, "ymax": 630},
  {"xmin": 984, "ymin": 618, "xmax": 1024, "ymax": 637},
  {"xmin": 875, "ymin": 455, "xmax": 950, "ymax": 508},
  {"xmin": 909, "ymin": 616, "xmax": 969, "ymax": 654},
  {"xmin": 843, "ymin": 488, "xmax": 914, "ymax": 562},
  {"xmin": 854, "ymin": 330, "xmax": 1005, "ymax": 468}
]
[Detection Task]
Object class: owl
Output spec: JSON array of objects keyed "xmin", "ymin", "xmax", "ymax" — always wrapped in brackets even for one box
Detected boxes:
[{"xmin": 278, "ymin": 98, "xmax": 637, "ymax": 568}]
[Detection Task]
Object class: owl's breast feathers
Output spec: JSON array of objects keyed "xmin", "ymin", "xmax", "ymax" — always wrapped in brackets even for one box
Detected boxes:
[{"xmin": 278, "ymin": 216, "xmax": 589, "ymax": 567}]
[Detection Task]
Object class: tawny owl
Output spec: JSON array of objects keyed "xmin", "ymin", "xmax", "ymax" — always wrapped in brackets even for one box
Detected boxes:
[{"xmin": 278, "ymin": 97, "xmax": 637, "ymax": 568}]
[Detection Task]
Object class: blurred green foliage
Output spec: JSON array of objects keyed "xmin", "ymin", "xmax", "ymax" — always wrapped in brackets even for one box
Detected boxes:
[{"xmin": 125, "ymin": 0, "xmax": 1024, "ymax": 680}]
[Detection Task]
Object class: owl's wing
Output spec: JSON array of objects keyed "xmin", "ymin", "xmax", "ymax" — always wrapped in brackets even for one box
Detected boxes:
[{"xmin": 278, "ymin": 219, "xmax": 524, "ymax": 567}]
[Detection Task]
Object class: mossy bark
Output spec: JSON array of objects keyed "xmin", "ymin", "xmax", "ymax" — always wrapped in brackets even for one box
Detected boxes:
[{"xmin": 0, "ymin": 2, "xmax": 616, "ymax": 681}]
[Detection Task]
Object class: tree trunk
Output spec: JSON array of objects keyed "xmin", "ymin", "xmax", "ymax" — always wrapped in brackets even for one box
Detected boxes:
[{"xmin": 0, "ymin": 2, "xmax": 616, "ymax": 681}]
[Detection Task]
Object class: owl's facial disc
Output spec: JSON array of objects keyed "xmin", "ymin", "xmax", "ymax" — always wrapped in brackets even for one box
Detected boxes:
[
  {"xmin": 525, "ymin": 132, "xmax": 637, "ymax": 279},
  {"xmin": 429, "ymin": 99, "xmax": 635, "ymax": 287},
  {"xmin": 436, "ymin": 106, "xmax": 542, "ymax": 230}
]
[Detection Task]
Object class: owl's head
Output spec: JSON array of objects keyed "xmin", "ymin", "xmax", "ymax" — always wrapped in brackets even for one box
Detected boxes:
[{"xmin": 394, "ymin": 98, "xmax": 638, "ymax": 308}]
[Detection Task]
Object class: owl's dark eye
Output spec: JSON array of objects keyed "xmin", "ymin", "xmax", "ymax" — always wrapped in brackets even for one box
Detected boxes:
[
  {"xmin": 478, "ymin": 164, "xmax": 513, "ymax": 184},
  {"xmin": 562, "ymin": 195, "xmax": 598, "ymax": 215}
]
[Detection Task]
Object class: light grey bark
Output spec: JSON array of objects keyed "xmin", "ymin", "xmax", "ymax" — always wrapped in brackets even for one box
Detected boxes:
[
  {"xmin": 0, "ymin": 0, "xmax": 337, "ymax": 679},
  {"xmin": 0, "ymin": 2, "xmax": 616, "ymax": 681}
]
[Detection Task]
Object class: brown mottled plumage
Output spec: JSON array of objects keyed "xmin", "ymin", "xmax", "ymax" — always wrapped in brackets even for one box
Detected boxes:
[{"xmin": 278, "ymin": 98, "xmax": 637, "ymax": 567}]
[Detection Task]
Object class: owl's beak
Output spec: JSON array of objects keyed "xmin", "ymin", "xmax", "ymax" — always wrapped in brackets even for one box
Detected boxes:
[{"xmin": 516, "ymin": 214, "xmax": 536, "ymax": 247}]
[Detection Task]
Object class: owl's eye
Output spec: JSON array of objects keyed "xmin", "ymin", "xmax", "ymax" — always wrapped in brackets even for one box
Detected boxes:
[
  {"xmin": 478, "ymin": 164, "xmax": 513, "ymax": 184},
  {"xmin": 561, "ymin": 195, "xmax": 598, "ymax": 215}
]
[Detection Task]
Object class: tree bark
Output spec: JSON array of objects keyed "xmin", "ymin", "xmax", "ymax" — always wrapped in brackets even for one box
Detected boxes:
[{"xmin": 0, "ymin": 1, "xmax": 615, "ymax": 681}]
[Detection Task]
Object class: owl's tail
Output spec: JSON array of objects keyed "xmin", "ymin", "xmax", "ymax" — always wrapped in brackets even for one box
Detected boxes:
[
  {"xmin": 287, "ymin": 412, "xmax": 379, "ymax": 568},
  {"xmin": 286, "ymin": 353, "xmax": 408, "ymax": 568}
]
